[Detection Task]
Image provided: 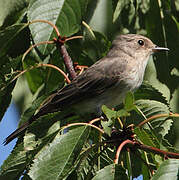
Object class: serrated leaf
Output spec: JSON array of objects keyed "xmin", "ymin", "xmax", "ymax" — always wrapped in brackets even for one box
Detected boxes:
[
  {"xmin": 0, "ymin": 143, "xmax": 27, "ymax": 180},
  {"xmin": 28, "ymin": 0, "xmax": 88, "ymax": 54},
  {"xmin": 136, "ymin": 100, "xmax": 172, "ymax": 138},
  {"xmin": 135, "ymin": 127, "xmax": 160, "ymax": 148},
  {"xmin": 28, "ymin": 126, "xmax": 90, "ymax": 180},
  {"xmin": 135, "ymin": 82, "xmax": 169, "ymax": 106},
  {"xmin": 151, "ymin": 159, "xmax": 179, "ymax": 180},
  {"xmin": 92, "ymin": 164, "xmax": 128, "ymax": 180}
]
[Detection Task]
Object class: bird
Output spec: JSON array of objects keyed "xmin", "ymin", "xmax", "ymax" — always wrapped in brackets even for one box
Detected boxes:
[{"xmin": 4, "ymin": 34, "xmax": 169, "ymax": 145}]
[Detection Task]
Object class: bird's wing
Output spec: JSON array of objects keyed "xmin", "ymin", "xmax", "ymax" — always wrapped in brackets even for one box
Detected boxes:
[
  {"xmin": 38, "ymin": 57, "xmax": 125, "ymax": 114},
  {"xmin": 44, "ymin": 70, "xmax": 118, "ymax": 109}
]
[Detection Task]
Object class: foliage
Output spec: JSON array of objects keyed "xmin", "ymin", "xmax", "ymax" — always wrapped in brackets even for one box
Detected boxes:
[{"xmin": 0, "ymin": 0, "xmax": 179, "ymax": 179}]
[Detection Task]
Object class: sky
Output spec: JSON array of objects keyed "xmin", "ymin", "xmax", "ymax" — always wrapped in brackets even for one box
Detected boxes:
[{"xmin": 0, "ymin": 103, "xmax": 18, "ymax": 166}]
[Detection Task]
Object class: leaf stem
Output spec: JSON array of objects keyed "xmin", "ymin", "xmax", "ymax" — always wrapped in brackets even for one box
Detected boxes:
[
  {"xmin": 114, "ymin": 139, "xmax": 134, "ymax": 164},
  {"xmin": 137, "ymin": 113, "xmax": 179, "ymax": 128},
  {"xmin": 136, "ymin": 143, "xmax": 179, "ymax": 159},
  {"xmin": 65, "ymin": 36, "xmax": 83, "ymax": 42},
  {"xmin": 29, "ymin": 19, "xmax": 60, "ymax": 37},
  {"xmin": 22, "ymin": 40, "xmax": 54, "ymax": 62},
  {"xmin": 8, "ymin": 63, "xmax": 70, "ymax": 87},
  {"xmin": 60, "ymin": 122, "xmax": 105, "ymax": 134}
]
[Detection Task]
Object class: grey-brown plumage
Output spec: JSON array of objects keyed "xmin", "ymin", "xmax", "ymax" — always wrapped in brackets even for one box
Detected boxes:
[{"xmin": 4, "ymin": 34, "xmax": 169, "ymax": 145}]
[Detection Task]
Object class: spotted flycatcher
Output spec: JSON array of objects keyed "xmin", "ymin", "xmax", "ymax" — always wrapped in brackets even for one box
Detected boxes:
[{"xmin": 4, "ymin": 34, "xmax": 169, "ymax": 144}]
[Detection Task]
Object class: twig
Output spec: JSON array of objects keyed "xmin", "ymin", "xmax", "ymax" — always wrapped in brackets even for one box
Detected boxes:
[
  {"xmin": 114, "ymin": 139, "xmax": 134, "ymax": 164},
  {"xmin": 113, "ymin": 139, "xmax": 179, "ymax": 164},
  {"xmin": 65, "ymin": 36, "xmax": 83, "ymax": 42},
  {"xmin": 60, "ymin": 122, "xmax": 105, "ymax": 134},
  {"xmin": 29, "ymin": 19, "xmax": 60, "ymax": 37},
  {"xmin": 5, "ymin": 63, "xmax": 70, "ymax": 88},
  {"xmin": 136, "ymin": 143, "xmax": 179, "ymax": 159},
  {"xmin": 137, "ymin": 113, "xmax": 179, "ymax": 128},
  {"xmin": 22, "ymin": 40, "xmax": 54, "ymax": 62},
  {"xmin": 39, "ymin": 64, "xmax": 71, "ymax": 83},
  {"xmin": 89, "ymin": 118, "xmax": 101, "ymax": 124}
]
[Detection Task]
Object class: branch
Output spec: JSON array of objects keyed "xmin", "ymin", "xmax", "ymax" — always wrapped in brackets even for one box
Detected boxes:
[
  {"xmin": 22, "ymin": 40, "xmax": 54, "ymax": 62},
  {"xmin": 29, "ymin": 19, "xmax": 60, "ymax": 37},
  {"xmin": 60, "ymin": 122, "xmax": 105, "ymax": 134},
  {"xmin": 137, "ymin": 113, "xmax": 179, "ymax": 127},
  {"xmin": 110, "ymin": 138, "xmax": 179, "ymax": 164},
  {"xmin": 135, "ymin": 143, "xmax": 179, "ymax": 159},
  {"xmin": 59, "ymin": 44, "xmax": 77, "ymax": 79},
  {"xmin": 114, "ymin": 140, "xmax": 134, "ymax": 164},
  {"xmin": 1, "ymin": 63, "xmax": 70, "ymax": 91},
  {"xmin": 54, "ymin": 35, "xmax": 84, "ymax": 80}
]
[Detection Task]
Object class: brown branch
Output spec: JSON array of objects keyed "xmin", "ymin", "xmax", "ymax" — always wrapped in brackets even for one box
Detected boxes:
[
  {"xmin": 89, "ymin": 118, "xmax": 101, "ymax": 124},
  {"xmin": 39, "ymin": 64, "xmax": 71, "ymax": 83},
  {"xmin": 22, "ymin": 40, "xmax": 54, "ymax": 62},
  {"xmin": 55, "ymin": 35, "xmax": 84, "ymax": 80},
  {"xmin": 137, "ymin": 113, "xmax": 179, "ymax": 128},
  {"xmin": 65, "ymin": 36, "xmax": 83, "ymax": 42},
  {"xmin": 29, "ymin": 19, "xmax": 60, "ymax": 37},
  {"xmin": 110, "ymin": 138, "xmax": 179, "ymax": 164},
  {"xmin": 2, "ymin": 63, "xmax": 70, "ymax": 89},
  {"xmin": 135, "ymin": 142, "xmax": 179, "ymax": 159},
  {"xmin": 60, "ymin": 122, "xmax": 105, "ymax": 134},
  {"xmin": 58, "ymin": 43, "xmax": 77, "ymax": 79},
  {"xmin": 114, "ymin": 140, "xmax": 134, "ymax": 164}
]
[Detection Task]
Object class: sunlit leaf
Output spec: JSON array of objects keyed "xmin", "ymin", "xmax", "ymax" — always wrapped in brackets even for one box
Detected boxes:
[{"xmin": 151, "ymin": 159, "xmax": 179, "ymax": 180}]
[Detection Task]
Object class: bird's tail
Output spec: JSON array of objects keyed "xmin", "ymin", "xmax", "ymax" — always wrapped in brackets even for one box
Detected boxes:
[
  {"xmin": 3, "ymin": 112, "xmax": 41, "ymax": 145},
  {"xmin": 4, "ymin": 104, "xmax": 58, "ymax": 145},
  {"xmin": 3, "ymin": 120, "xmax": 30, "ymax": 145}
]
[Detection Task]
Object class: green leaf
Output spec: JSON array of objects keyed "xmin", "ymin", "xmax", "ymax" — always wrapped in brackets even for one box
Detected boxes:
[
  {"xmin": 101, "ymin": 105, "xmax": 117, "ymax": 135},
  {"xmin": 28, "ymin": 126, "xmax": 90, "ymax": 180},
  {"xmin": 117, "ymin": 109, "xmax": 130, "ymax": 117},
  {"xmin": 135, "ymin": 82, "xmax": 169, "ymax": 105},
  {"xmin": 82, "ymin": 31, "xmax": 111, "ymax": 64},
  {"xmin": 18, "ymin": 93, "xmax": 51, "ymax": 126},
  {"xmin": 92, "ymin": 164, "xmax": 128, "ymax": 180},
  {"xmin": 135, "ymin": 127, "xmax": 160, "ymax": 148},
  {"xmin": 23, "ymin": 60, "xmax": 45, "ymax": 94},
  {"xmin": 0, "ymin": 23, "xmax": 29, "ymax": 58},
  {"xmin": 113, "ymin": 0, "xmax": 130, "ymax": 23},
  {"xmin": 124, "ymin": 91, "xmax": 135, "ymax": 111},
  {"xmin": 0, "ymin": 143, "xmax": 27, "ymax": 180},
  {"xmin": 102, "ymin": 105, "xmax": 117, "ymax": 120},
  {"xmin": 28, "ymin": 0, "xmax": 88, "ymax": 54},
  {"xmin": 0, "ymin": 0, "xmax": 28, "ymax": 27},
  {"xmin": 88, "ymin": 0, "xmax": 113, "ymax": 37},
  {"xmin": 145, "ymin": 0, "xmax": 179, "ymax": 93},
  {"xmin": 151, "ymin": 159, "xmax": 179, "ymax": 180},
  {"xmin": 136, "ymin": 100, "xmax": 172, "ymax": 138},
  {"xmin": 0, "ymin": 55, "xmax": 22, "ymax": 121}
]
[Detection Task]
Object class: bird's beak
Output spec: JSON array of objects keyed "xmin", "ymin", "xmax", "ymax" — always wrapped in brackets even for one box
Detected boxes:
[{"xmin": 152, "ymin": 46, "xmax": 169, "ymax": 52}]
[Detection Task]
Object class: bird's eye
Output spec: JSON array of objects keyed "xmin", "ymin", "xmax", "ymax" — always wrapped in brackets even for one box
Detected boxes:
[{"xmin": 138, "ymin": 40, "xmax": 144, "ymax": 46}]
